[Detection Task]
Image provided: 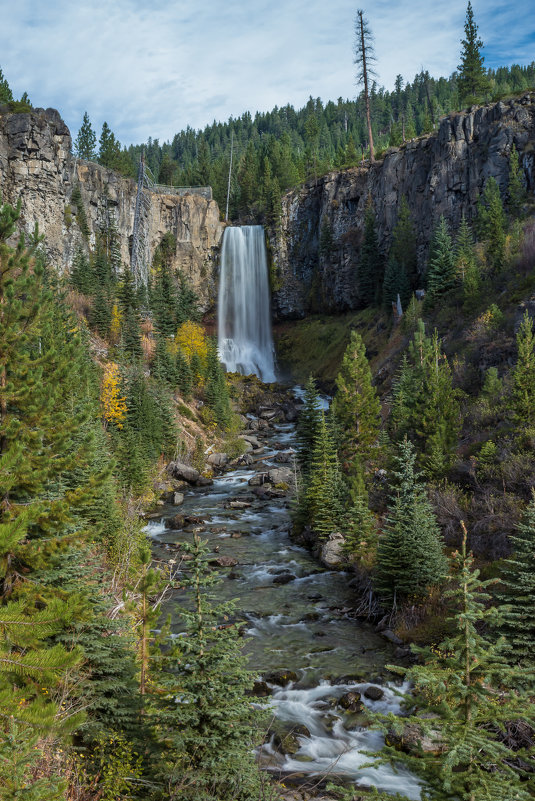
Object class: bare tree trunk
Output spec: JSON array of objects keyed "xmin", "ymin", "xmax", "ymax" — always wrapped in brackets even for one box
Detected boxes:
[{"xmin": 357, "ymin": 10, "xmax": 375, "ymax": 164}]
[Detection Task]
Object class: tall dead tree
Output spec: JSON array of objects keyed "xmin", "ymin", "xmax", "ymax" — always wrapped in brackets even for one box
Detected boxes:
[{"xmin": 354, "ymin": 9, "xmax": 377, "ymax": 164}]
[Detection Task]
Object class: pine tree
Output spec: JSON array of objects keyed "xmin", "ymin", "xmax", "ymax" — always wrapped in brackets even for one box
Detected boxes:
[
  {"xmin": 0, "ymin": 203, "xmax": 107, "ymax": 796},
  {"xmin": 175, "ymin": 349, "xmax": 193, "ymax": 398},
  {"xmin": 498, "ymin": 493, "xmax": 535, "ymax": 667},
  {"xmin": 391, "ymin": 196, "xmax": 418, "ymax": 286},
  {"xmin": 358, "ymin": 196, "xmax": 382, "ymax": 305},
  {"xmin": 99, "ymin": 122, "xmax": 122, "ymax": 169},
  {"xmin": 512, "ymin": 310, "xmax": 535, "ymax": 425},
  {"xmin": 354, "ymin": 10, "xmax": 376, "ymax": 163},
  {"xmin": 391, "ymin": 322, "xmax": 462, "ymax": 476},
  {"xmin": 426, "ymin": 215, "xmax": 456, "ymax": 298},
  {"xmin": 121, "ymin": 306, "xmax": 143, "ymax": 363},
  {"xmin": 74, "ymin": 111, "xmax": 97, "ymax": 160},
  {"xmin": 457, "ymin": 1, "xmax": 491, "ymax": 106},
  {"xmin": 342, "ymin": 482, "xmax": 377, "ymax": 564},
  {"xmin": 150, "ymin": 534, "xmax": 263, "ymax": 801},
  {"xmin": 382, "ymin": 255, "xmax": 410, "ymax": 311},
  {"xmin": 455, "ymin": 214, "xmax": 479, "ymax": 293},
  {"xmin": 302, "ymin": 412, "xmax": 343, "ymax": 540},
  {"xmin": 507, "ymin": 143, "xmax": 526, "ymax": 217},
  {"xmin": 295, "ymin": 375, "xmax": 322, "ymax": 476},
  {"xmin": 70, "ymin": 245, "xmax": 94, "ymax": 295},
  {"xmin": 375, "ymin": 439, "xmax": 447, "ymax": 602},
  {"xmin": 0, "ymin": 66, "xmax": 13, "ymax": 103},
  {"xmin": 332, "ymin": 331, "xmax": 380, "ymax": 479},
  {"xmin": 476, "ymin": 177, "xmax": 507, "ymax": 271},
  {"xmin": 204, "ymin": 340, "xmax": 232, "ymax": 430},
  {"xmin": 374, "ymin": 526, "xmax": 535, "ymax": 800},
  {"xmin": 90, "ymin": 285, "xmax": 112, "ymax": 337}
]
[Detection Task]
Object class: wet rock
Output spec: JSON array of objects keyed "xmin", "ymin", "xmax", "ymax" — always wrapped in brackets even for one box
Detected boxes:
[
  {"xmin": 167, "ymin": 461, "xmax": 200, "ymax": 484},
  {"xmin": 161, "ymin": 490, "xmax": 184, "ymax": 505},
  {"xmin": 230, "ymin": 532, "xmax": 242, "ymax": 538},
  {"xmin": 233, "ymin": 452, "xmax": 254, "ymax": 466},
  {"xmin": 248, "ymin": 473, "xmax": 268, "ymax": 486},
  {"xmin": 272, "ymin": 722, "xmax": 310, "ymax": 755},
  {"xmin": 207, "ymin": 452, "xmax": 229, "ymax": 468},
  {"xmin": 267, "ymin": 467, "xmax": 293, "ymax": 484},
  {"xmin": 343, "ymin": 711, "xmax": 370, "ymax": 731},
  {"xmin": 227, "ymin": 570, "xmax": 242, "ymax": 580},
  {"xmin": 165, "ymin": 514, "xmax": 185, "ymax": 530},
  {"xmin": 338, "ymin": 691, "xmax": 364, "ymax": 712},
  {"xmin": 184, "ymin": 515, "xmax": 206, "ymax": 526},
  {"xmin": 272, "ymin": 573, "xmax": 297, "ymax": 585},
  {"xmin": 301, "ymin": 612, "xmax": 321, "ymax": 622},
  {"xmin": 381, "ymin": 629, "xmax": 404, "ymax": 646},
  {"xmin": 364, "ymin": 685, "xmax": 384, "ymax": 701},
  {"xmin": 227, "ymin": 500, "xmax": 252, "ymax": 509},
  {"xmin": 259, "ymin": 408, "xmax": 277, "ymax": 420},
  {"xmin": 319, "ymin": 532, "xmax": 346, "ymax": 568},
  {"xmin": 241, "ymin": 434, "xmax": 262, "ymax": 449},
  {"xmin": 195, "ymin": 476, "xmax": 213, "ymax": 487},
  {"xmin": 209, "ymin": 556, "xmax": 238, "ymax": 568},
  {"xmin": 263, "ymin": 669, "xmax": 299, "ymax": 686},
  {"xmin": 307, "ymin": 593, "xmax": 323, "ymax": 601},
  {"xmin": 394, "ymin": 646, "xmax": 413, "ymax": 659},
  {"xmin": 386, "ymin": 719, "xmax": 446, "ymax": 755},
  {"xmin": 252, "ymin": 680, "xmax": 272, "ymax": 697},
  {"xmin": 274, "ymin": 450, "xmax": 296, "ymax": 464}
]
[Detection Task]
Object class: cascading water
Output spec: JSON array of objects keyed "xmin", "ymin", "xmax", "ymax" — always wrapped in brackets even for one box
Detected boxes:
[{"xmin": 218, "ymin": 225, "xmax": 276, "ymax": 383}]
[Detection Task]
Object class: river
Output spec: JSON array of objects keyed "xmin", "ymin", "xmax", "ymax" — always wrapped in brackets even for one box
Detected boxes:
[{"xmin": 145, "ymin": 406, "xmax": 421, "ymax": 799}]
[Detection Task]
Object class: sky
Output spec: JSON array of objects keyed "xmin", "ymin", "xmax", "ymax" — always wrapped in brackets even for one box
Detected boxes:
[{"xmin": 1, "ymin": 0, "xmax": 534, "ymax": 148}]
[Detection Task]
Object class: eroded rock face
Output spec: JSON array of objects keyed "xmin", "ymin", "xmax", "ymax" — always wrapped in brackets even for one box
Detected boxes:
[
  {"xmin": 0, "ymin": 108, "xmax": 223, "ymax": 311},
  {"xmin": 270, "ymin": 95, "xmax": 535, "ymax": 318}
]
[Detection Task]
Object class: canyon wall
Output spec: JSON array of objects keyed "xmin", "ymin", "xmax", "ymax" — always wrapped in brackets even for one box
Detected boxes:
[
  {"xmin": 271, "ymin": 94, "xmax": 535, "ymax": 319},
  {"xmin": 0, "ymin": 107, "xmax": 223, "ymax": 311}
]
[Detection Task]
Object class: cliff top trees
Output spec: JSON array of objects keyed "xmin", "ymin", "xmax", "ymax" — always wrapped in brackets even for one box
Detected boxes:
[
  {"xmin": 75, "ymin": 111, "xmax": 97, "ymax": 161},
  {"xmin": 0, "ymin": 66, "xmax": 13, "ymax": 103},
  {"xmin": 354, "ymin": 9, "xmax": 376, "ymax": 163},
  {"xmin": 457, "ymin": 1, "xmax": 491, "ymax": 106}
]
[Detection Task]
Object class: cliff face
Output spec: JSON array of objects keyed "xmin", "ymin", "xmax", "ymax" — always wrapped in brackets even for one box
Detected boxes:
[
  {"xmin": 0, "ymin": 108, "xmax": 223, "ymax": 311},
  {"xmin": 271, "ymin": 94, "xmax": 535, "ymax": 319}
]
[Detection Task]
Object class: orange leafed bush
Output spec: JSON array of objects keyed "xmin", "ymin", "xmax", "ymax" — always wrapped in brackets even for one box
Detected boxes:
[{"xmin": 101, "ymin": 362, "xmax": 127, "ymax": 428}]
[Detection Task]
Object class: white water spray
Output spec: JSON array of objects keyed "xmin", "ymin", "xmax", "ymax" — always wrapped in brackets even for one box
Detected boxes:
[{"xmin": 218, "ymin": 226, "xmax": 276, "ymax": 383}]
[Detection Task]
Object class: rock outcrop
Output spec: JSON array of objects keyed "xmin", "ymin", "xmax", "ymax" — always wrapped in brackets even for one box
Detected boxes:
[
  {"xmin": 0, "ymin": 107, "xmax": 223, "ymax": 311},
  {"xmin": 271, "ymin": 95, "xmax": 535, "ymax": 318}
]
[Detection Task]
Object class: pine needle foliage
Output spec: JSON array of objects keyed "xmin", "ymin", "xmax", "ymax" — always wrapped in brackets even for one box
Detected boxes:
[
  {"xmin": 375, "ymin": 439, "xmax": 447, "ymax": 602},
  {"xmin": 426, "ymin": 215, "xmax": 456, "ymax": 298},
  {"xmin": 372, "ymin": 526, "xmax": 535, "ymax": 800},
  {"xmin": 512, "ymin": 310, "xmax": 535, "ymax": 425},
  {"xmin": 332, "ymin": 330, "xmax": 381, "ymax": 478},
  {"xmin": 498, "ymin": 492, "xmax": 535, "ymax": 666},
  {"xmin": 150, "ymin": 534, "xmax": 264, "ymax": 801},
  {"xmin": 295, "ymin": 375, "xmax": 322, "ymax": 476}
]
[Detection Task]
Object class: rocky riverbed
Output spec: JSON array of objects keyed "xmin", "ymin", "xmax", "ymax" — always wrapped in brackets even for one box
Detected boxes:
[{"xmin": 145, "ymin": 391, "xmax": 421, "ymax": 800}]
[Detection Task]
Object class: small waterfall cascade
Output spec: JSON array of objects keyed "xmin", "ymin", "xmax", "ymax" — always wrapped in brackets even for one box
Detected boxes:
[{"xmin": 218, "ymin": 225, "xmax": 276, "ymax": 383}]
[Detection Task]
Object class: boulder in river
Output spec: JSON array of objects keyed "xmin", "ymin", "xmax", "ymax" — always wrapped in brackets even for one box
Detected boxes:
[
  {"xmin": 267, "ymin": 467, "xmax": 293, "ymax": 485},
  {"xmin": 241, "ymin": 434, "xmax": 262, "ymax": 449},
  {"xmin": 319, "ymin": 532, "xmax": 346, "ymax": 568},
  {"xmin": 166, "ymin": 461, "xmax": 200, "ymax": 484},
  {"xmin": 207, "ymin": 452, "xmax": 229, "ymax": 468},
  {"xmin": 209, "ymin": 556, "xmax": 238, "ymax": 568},
  {"xmin": 364, "ymin": 685, "xmax": 384, "ymax": 701},
  {"xmin": 338, "ymin": 691, "xmax": 364, "ymax": 712},
  {"xmin": 386, "ymin": 718, "xmax": 446, "ymax": 754},
  {"xmin": 165, "ymin": 514, "xmax": 185, "ymax": 530},
  {"xmin": 252, "ymin": 680, "xmax": 272, "ymax": 697},
  {"xmin": 263, "ymin": 669, "xmax": 299, "ymax": 686},
  {"xmin": 272, "ymin": 573, "xmax": 297, "ymax": 585},
  {"xmin": 196, "ymin": 475, "xmax": 214, "ymax": 487}
]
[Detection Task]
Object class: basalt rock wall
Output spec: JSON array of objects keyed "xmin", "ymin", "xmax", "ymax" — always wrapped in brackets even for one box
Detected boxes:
[
  {"xmin": 271, "ymin": 94, "xmax": 535, "ymax": 319},
  {"xmin": 0, "ymin": 107, "xmax": 223, "ymax": 311}
]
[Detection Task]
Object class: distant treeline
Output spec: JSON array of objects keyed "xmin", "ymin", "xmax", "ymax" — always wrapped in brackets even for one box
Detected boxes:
[{"xmin": 123, "ymin": 62, "xmax": 534, "ymax": 221}]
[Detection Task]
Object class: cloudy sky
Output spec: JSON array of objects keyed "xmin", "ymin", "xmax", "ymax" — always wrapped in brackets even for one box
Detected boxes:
[{"xmin": 1, "ymin": 0, "xmax": 533, "ymax": 147}]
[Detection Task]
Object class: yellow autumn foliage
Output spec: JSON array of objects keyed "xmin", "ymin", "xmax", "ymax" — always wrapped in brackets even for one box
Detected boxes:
[
  {"xmin": 174, "ymin": 321, "xmax": 208, "ymax": 364},
  {"xmin": 101, "ymin": 362, "xmax": 127, "ymax": 428}
]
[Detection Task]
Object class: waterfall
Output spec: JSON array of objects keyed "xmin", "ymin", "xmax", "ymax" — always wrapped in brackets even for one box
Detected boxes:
[{"xmin": 218, "ymin": 225, "xmax": 276, "ymax": 383}]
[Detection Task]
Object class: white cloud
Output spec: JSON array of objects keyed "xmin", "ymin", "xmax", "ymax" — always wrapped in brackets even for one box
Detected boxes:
[{"xmin": 0, "ymin": 0, "xmax": 532, "ymax": 146}]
